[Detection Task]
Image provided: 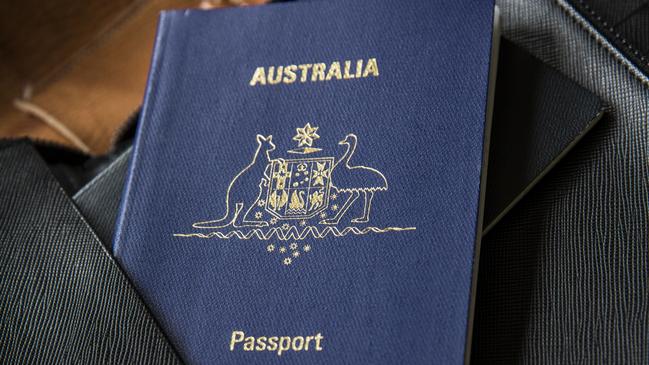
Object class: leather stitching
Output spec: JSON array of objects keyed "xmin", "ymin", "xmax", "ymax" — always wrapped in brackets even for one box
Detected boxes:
[
  {"xmin": 556, "ymin": 0, "xmax": 649, "ymax": 90},
  {"xmin": 576, "ymin": 0, "xmax": 649, "ymax": 66}
]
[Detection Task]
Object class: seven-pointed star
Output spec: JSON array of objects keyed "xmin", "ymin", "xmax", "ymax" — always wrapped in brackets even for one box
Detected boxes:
[{"xmin": 293, "ymin": 123, "xmax": 320, "ymax": 147}]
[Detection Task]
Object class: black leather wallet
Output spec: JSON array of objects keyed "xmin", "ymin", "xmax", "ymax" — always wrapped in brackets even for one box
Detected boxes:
[{"xmin": 484, "ymin": 38, "xmax": 606, "ymax": 233}]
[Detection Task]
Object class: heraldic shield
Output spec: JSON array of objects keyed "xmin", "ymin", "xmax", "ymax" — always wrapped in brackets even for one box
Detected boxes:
[{"xmin": 265, "ymin": 157, "xmax": 334, "ymax": 220}]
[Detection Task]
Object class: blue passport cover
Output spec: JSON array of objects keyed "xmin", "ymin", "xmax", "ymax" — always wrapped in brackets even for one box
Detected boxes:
[{"xmin": 114, "ymin": 1, "xmax": 496, "ymax": 363}]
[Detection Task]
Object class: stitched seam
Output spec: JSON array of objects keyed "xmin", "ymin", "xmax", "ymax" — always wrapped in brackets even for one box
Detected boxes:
[
  {"xmin": 576, "ymin": 0, "xmax": 649, "ymax": 65},
  {"xmin": 556, "ymin": 0, "xmax": 649, "ymax": 90}
]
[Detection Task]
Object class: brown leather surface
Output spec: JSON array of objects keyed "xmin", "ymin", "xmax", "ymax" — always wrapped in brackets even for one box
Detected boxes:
[
  {"xmin": 0, "ymin": 0, "xmax": 139, "ymax": 150},
  {"xmin": 0, "ymin": 0, "xmax": 267, "ymax": 154}
]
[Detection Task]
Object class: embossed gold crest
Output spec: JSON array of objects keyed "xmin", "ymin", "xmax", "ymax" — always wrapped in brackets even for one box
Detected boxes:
[
  {"xmin": 265, "ymin": 157, "xmax": 334, "ymax": 220},
  {"xmin": 175, "ymin": 123, "xmax": 415, "ymax": 266}
]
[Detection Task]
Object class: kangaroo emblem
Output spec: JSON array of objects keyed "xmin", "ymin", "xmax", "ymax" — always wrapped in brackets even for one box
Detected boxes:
[{"xmin": 193, "ymin": 134, "xmax": 276, "ymax": 229}]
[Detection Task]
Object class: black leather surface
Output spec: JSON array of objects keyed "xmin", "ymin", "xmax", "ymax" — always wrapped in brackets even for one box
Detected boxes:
[
  {"xmin": 472, "ymin": 0, "xmax": 649, "ymax": 362},
  {"xmin": 484, "ymin": 39, "xmax": 606, "ymax": 232},
  {"xmin": 0, "ymin": 141, "xmax": 180, "ymax": 364},
  {"xmin": 73, "ymin": 147, "xmax": 132, "ymax": 248},
  {"xmin": 568, "ymin": 0, "xmax": 649, "ymax": 78}
]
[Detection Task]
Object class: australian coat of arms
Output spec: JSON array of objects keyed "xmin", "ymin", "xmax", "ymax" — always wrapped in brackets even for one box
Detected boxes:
[{"xmin": 175, "ymin": 123, "xmax": 415, "ymax": 265}]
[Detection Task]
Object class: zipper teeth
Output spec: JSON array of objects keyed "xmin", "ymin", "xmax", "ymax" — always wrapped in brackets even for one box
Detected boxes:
[{"xmin": 554, "ymin": 0, "xmax": 649, "ymax": 89}]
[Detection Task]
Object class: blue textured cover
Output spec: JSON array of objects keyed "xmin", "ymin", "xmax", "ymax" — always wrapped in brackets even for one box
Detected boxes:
[{"xmin": 114, "ymin": 1, "xmax": 495, "ymax": 363}]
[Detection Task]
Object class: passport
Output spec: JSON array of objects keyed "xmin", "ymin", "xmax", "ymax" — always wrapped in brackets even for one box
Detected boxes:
[{"xmin": 113, "ymin": 1, "xmax": 499, "ymax": 363}]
